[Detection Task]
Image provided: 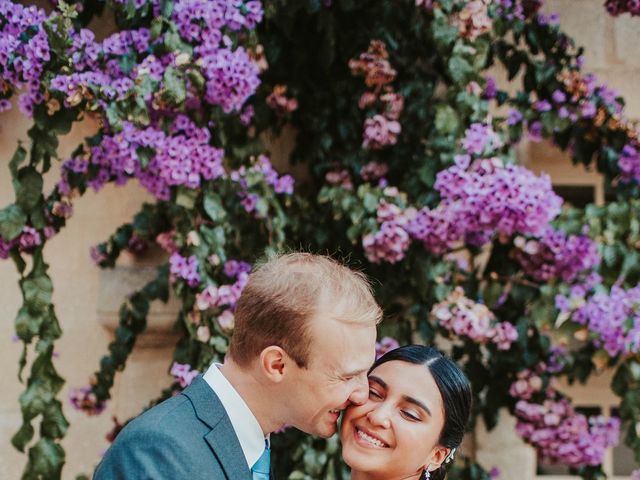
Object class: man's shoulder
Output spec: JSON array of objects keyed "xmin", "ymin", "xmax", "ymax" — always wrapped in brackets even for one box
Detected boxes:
[{"xmin": 118, "ymin": 392, "xmax": 202, "ymax": 440}]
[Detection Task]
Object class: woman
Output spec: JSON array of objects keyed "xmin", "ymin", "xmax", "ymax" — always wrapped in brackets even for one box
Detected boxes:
[{"xmin": 340, "ymin": 345, "xmax": 472, "ymax": 480}]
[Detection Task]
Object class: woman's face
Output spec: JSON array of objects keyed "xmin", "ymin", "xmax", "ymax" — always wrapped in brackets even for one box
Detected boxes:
[{"xmin": 340, "ymin": 360, "xmax": 450, "ymax": 479}]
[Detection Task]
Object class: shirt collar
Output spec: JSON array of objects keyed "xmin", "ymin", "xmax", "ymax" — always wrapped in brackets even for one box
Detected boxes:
[{"xmin": 203, "ymin": 363, "xmax": 268, "ymax": 468}]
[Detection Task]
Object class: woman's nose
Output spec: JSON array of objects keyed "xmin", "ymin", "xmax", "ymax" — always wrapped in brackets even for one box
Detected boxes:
[{"xmin": 366, "ymin": 405, "xmax": 391, "ymax": 429}]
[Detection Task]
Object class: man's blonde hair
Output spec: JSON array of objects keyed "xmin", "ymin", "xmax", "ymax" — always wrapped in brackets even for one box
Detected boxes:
[{"xmin": 228, "ymin": 252, "xmax": 382, "ymax": 368}]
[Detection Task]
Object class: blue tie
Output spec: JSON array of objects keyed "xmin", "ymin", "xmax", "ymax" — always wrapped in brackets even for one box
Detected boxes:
[{"xmin": 251, "ymin": 442, "xmax": 270, "ymax": 480}]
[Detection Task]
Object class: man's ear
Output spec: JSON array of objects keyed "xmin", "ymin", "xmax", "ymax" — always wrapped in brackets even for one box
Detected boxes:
[
  {"xmin": 424, "ymin": 446, "xmax": 450, "ymax": 473},
  {"xmin": 259, "ymin": 346, "xmax": 288, "ymax": 382}
]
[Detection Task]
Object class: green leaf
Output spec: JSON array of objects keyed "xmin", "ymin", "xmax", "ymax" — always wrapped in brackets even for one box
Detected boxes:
[
  {"xmin": 611, "ymin": 363, "xmax": 628, "ymax": 397},
  {"xmin": 160, "ymin": 0, "xmax": 174, "ymax": 17},
  {"xmin": 0, "ymin": 204, "xmax": 27, "ymax": 241},
  {"xmin": 431, "ymin": 10, "xmax": 458, "ymax": 48},
  {"xmin": 176, "ymin": 188, "xmax": 197, "ymax": 209},
  {"xmin": 203, "ymin": 192, "xmax": 227, "ymax": 222},
  {"xmin": 22, "ymin": 275, "xmax": 54, "ymax": 311},
  {"xmin": 40, "ymin": 400, "xmax": 69, "ymax": 439},
  {"xmin": 137, "ymin": 147, "xmax": 155, "ymax": 169},
  {"xmin": 15, "ymin": 306, "xmax": 45, "ymax": 342},
  {"xmin": 362, "ymin": 192, "xmax": 378, "ymax": 213},
  {"xmin": 26, "ymin": 438, "xmax": 65, "ymax": 479},
  {"xmin": 435, "ymin": 104, "xmax": 460, "ymax": 135},
  {"xmin": 448, "ymin": 55, "xmax": 473, "ymax": 85},
  {"xmin": 9, "ymin": 145, "xmax": 27, "ymax": 177},
  {"xmin": 11, "ymin": 421, "xmax": 34, "ymax": 452},
  {"xmin": 163, "ymin": 66, "xmax": 187, "ymax": 104},
  {"xmin": 14, "ymin": 167, "xmax": 44, "ymax": 211}
]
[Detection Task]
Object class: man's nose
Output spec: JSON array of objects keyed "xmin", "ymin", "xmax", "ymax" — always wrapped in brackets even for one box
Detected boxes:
[{"xmin": 349, "ymin": 375, "xmax": 369, "ymax": 405}]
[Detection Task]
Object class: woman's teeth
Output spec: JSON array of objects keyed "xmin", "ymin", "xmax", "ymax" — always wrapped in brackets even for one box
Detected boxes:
[{"xmin": 357, "ymin": 428, "xmax": 388, "ymax": 448}]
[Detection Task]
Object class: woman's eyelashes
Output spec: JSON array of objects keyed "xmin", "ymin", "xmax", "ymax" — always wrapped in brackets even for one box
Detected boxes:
[
  {"xmin": 367, "ymin": 388, "xmax": 422, "ymax": 422},
  {"xmin": 400, "ymin": 409, "xmax": 420, "ymax": 422}
]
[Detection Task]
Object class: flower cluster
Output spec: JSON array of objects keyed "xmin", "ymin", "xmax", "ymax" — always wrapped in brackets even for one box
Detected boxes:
[
  {"xmin": 325, "ymin": 169, "xmax": 354, "ymax": 190},
  {"xmin": 169, "ymin": 253, "xmax": 201, "ymax": 287},
  {"xmin": 375, "ymin": 336, "xmax": 400, "ymax": 359},
  {"xmin": 0, "ymin": 2, "xmax": 49, "ymax": 116},
  {"xmin": 511, "ymin": 369, "xmax": 620, "ymax": 467},
  {"xmin": 496, "ymin": 0, "xmax": 544, "ymax": 21},
  {"xmin": 0, "ymin": 237, "xmax": 13, "ymax": 259},
  {"xmin": 505, "ymin": 67, "xmax": 637, "ymax": 182},
  {"xmin": 191, "ymin": 260, "xmax": 251, "ymax": 335},
  {"xmin": 434, "ymin": 157, "xmax": 563, "ymax": 239},
  {"xmin": 362, "ymin": 153, "xmax": 563, "ymax": 262},
  {"xmin": 605, "ymin": 0, "xmax": 640, "ymax": 16},
  {"xmin": 59, "ymin": 120, "xmax": 224, "ymax": 200},
  {"xmin": 170, "ymin": 362, "xmax": 200, "ymax": 388},
  {"xmin": 618, "ymin": 143, "xmax": 640, "ymax": 184},
  {"xmin": 350, "ymin": 40, "xmax": 404, "ymax": 149},
  {"xmin": 513, "ymin": 228, "xmax": 600, "ymax": 283},
  {"xmin": 69, "ymin": 385, "xmax": 107, "ymax": 416},
  {"xmin": 360, "ymin": 161, "xmax": 389, "ymax": 182},
  {"xmin": 431, "ymin": 287, "xmax": 519, "ymax": 350},
  {"xmin": 362, "ymin": 201, "xmax": 412, "ymax": 264},
  {"xmin": 556, "ymin": 284, "xmax": 640, "ymax": 357},
  {"xmin": 461, "ymin": 123, "xmax": 504, "ymax": 156},
  {"xmin": 266, "ymin": 84, "xmax": 298, "ymax": 116},
  {"xmin": 454, "ymin": 0, "xmax": 492, "ymax": 41},
  {"xmin": 195, "ymin": 260, "xmax": 251, "ymax": 313},
  {"xmin": 230, "ymin": 154, "xmax": 295, "ymax": 215}
]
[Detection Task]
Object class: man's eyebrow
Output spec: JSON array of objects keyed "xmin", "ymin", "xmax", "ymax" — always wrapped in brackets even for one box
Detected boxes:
[
  {"xmin": 342, "ymin": 367, "xmax": 370, "ymax": 378},
  {"xmin": 368, "ymin": 375, "xmax": 387, "ymax": 389},
  {"xmin": 403, "ymin": 395, "xmax": 432, "ymax": 416}
]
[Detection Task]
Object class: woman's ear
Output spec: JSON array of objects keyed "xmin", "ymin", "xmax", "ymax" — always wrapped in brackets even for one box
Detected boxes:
[{"xmin": 424, "ymin": 446, "xmax": 451, "ymax": 472}]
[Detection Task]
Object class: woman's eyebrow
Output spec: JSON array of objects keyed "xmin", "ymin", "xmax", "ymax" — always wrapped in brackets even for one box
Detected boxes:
[
  {"xmin": 403, "ymin": 395, "xmax": 431, "ymax": 417},
  {"xmin": 369, "ymin": 375, "xmax": 432, "ymax": 416}
]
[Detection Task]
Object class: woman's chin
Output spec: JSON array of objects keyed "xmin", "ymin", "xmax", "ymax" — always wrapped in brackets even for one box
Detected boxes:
[{"xmin": 341, "ymin": 440, "xmax": 385, "ymax": 474}]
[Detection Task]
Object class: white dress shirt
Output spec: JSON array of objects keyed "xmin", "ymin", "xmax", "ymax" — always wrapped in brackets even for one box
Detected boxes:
[{"xmin": 203, "ymin": 363, "xmax": 269, "ymax": 469}]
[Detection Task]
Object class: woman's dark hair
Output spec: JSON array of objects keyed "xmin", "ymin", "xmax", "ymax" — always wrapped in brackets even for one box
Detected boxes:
[{"xmin": 370, "ymin": 345, "xmax": 472, "ymax": 480}]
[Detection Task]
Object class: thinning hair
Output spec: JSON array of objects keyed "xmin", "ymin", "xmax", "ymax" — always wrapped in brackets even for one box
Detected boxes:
[{"xmin": 228, "ymin": 252, "xmax": 382, "ymax": 368}]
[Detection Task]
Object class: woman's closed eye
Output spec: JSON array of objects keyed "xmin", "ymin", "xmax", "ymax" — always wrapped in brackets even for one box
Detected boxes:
[
  {"xmin": 400, "ymin": 409, "xmax": 421, "ymax": 422},
  {"xmin": 369, "ymin": 388, "xmax": 382, "ymax": 399}
]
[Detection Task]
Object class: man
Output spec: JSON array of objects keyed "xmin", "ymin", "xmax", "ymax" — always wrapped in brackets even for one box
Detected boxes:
[{"xmin": 94, "ymin": 252, "xmax": 381, "ymax": 479}]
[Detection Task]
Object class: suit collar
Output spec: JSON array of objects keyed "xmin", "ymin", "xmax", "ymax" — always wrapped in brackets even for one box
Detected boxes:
[{"xmin": 182, "ymin": 376, "xmax": 252, "ymax": 480}]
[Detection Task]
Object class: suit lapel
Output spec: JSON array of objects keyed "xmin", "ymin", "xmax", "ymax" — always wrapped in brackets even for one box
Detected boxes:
[{"xmin": 182, "ymin": 376, "xmax": 252, "ymax": 480}]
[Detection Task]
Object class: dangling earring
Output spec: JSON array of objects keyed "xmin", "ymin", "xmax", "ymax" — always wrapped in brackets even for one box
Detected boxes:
[{"xmin": 424, "ymin": 464, "xmax": 431, "ymax": 480}]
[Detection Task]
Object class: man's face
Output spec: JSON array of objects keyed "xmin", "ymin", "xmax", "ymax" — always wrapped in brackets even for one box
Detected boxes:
[{"xmin": 283, "ymin": 311, "xmax": 377, "ymax": 438}]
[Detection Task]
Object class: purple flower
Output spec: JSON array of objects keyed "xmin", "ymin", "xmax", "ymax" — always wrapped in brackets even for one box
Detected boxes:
[
  {"xmin": 535, "ymin": 100, "xmax": 552, "ymax": 112},
  {"xmin": 462, "ymin": 123, "xmax": 503, "ymax": 155},
  {"xmin": 69, "ymin": 385, "xmax": 106, "ymax": 416},
  {"xmin": 507, "ymin": 109, "xmax": 524, "ymax": 126},
  {"xmin": 513, "ymin": 228, "xmax": 600, "ymax": 283},
  {"xmin": 552, "ymin": 90, "xmax": 567, "ymax": 103},
  {"xmin": 581, "ymin": 101, "xmax": 597, "ymax": 118},
  {"xmin": 375, "ymin": 337, "xmax": 400, "ymax": 359},
  {"xmin": 170, "ymin": 362, "xmax": 200, "ymax": 388},
  {"xmin": 18, "ymin": 227, "xmax": 41, "ymax": 252},
  {"xmin": 527, "ymin": 121, "xmax": 543, "ymax": 142},
  {"xmin": 363, "ymin": 114, "xmax": 401, "ymax": 150},
  {"xmin": 170, "ymin": 253, "xmax": 201, "ymax": 287}
]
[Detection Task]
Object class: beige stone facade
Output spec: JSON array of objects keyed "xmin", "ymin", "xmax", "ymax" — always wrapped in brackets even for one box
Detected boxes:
[{"xmin": 0, "ymin": 1, "xmax": 638, "ymax": 478}]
